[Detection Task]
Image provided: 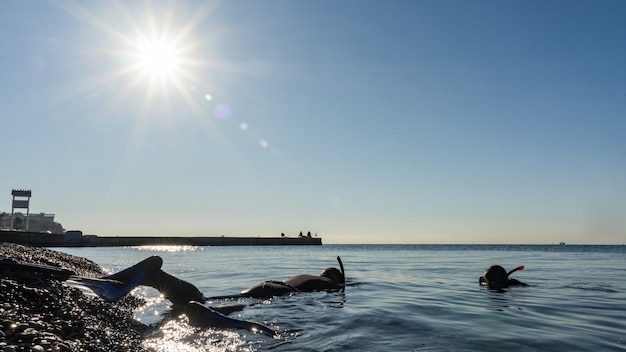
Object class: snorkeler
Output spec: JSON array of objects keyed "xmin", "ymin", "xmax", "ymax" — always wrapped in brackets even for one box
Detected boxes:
[
  {"xmin": 208, "ymin": 256, "xmax": 346, "ymax": 300},
  {"xmin": 134, "ymin": 256, "xmax": 345, "ymax": 301},
  {"xmin": 75, "ymin": 255, "xmax": 345, "ymax": 335},
  {"xmin": 479, "ymin": 265, "xmax": 528, "ymax": 289}
]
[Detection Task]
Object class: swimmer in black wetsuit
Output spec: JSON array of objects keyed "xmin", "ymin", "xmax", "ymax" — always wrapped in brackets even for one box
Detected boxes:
[
  {"xmin": 479, "ymin": 265, "xmax": 528, "ymax": 289},
  {"xmin": 201, "ymin": 257, "xmax": 346, "ymax": 300},
  {"xmin": 238, "ymin": 257, "xmax": 345, "ymax": 299},
  {"xmin": 81, "ymin": 256, "xmax": 345, "ymax": 335}
]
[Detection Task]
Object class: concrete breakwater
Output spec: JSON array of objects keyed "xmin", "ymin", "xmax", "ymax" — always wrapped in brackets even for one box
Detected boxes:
[{"xmin": 0, "ymin": 230, "xmax": 322, "ymax": 247}]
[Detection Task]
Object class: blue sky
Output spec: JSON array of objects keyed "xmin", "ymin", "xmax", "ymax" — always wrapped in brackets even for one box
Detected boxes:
[{"xmin": 1, "ymin": 1, "xmax": 624, "ymax": 244}]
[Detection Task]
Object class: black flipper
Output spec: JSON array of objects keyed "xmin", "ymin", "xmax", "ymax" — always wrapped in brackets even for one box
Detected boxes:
[
  {"xmin": 185, "ymin": 301, "xmax": 277, "ymax": 337},
  {"xmin": 73, "ymin": 256, "xmax": 163, "ymax": 302},
  {"xmin": 0, "ymin": 258, "xmax": 138, "ymax": 302}
]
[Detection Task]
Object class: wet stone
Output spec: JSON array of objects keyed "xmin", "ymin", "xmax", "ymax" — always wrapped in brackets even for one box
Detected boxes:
[
  {"xmin": 52, "ymin": 342, "xmax": 72, "ymax": 352},
  {"xmin": 16, "ymin": 327, "xmax": 39, "ymax": 341}
]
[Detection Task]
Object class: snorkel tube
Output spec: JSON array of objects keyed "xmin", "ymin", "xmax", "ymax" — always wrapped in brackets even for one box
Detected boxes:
[
  {"xmin": 336, "ymin": 256, "xmax": 345, "ymax": 285},
  {"xmin": 507, "ymin": 265, "xmax": 524, "ymax": 277}
]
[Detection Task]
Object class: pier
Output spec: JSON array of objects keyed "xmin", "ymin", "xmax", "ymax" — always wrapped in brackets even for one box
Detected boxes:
[{"xmin": 0, "ymin": 230, "xmax": 322, "ymax": 247}]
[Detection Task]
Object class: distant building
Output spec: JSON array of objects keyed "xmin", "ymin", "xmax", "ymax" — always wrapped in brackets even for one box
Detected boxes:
[
  {"xmin": 1, "ymin": 188, "xmax": 65, "ymax": 233},
  {"xmin": 0, "ymin": 212, "xmax": 65, "ymax": 233}
]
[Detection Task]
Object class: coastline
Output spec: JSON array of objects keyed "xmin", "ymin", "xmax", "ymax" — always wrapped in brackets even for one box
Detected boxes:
[{"xmin": 0, "ymin": 242, "xmax": 151, "ymax": 351}]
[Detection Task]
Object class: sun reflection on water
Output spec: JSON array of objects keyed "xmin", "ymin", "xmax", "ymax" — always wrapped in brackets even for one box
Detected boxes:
[
  {"xmin": 143, "ymin": 317, "xmax": 260, "ymax": 352},
  {"xmin": 133, "ymin": 245, "xmax": 199, "ymax": 252}
]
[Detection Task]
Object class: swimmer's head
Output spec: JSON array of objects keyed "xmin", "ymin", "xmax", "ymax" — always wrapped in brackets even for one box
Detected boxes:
[
  {"xmin": 321, "ymin": 267, "xmax": 344, "ymax": 285},
  {"xmin": 479, "ymin": 265, "xmax": 524, "ymax": 288}
]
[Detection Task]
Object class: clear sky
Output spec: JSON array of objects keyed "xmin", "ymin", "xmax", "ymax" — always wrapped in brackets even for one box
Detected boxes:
[{"xmin": 1, "ymin": 1, "xmax": 624, "ymax": 244}]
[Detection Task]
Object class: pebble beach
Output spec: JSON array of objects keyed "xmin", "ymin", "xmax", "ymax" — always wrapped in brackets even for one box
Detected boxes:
[{"xmin": 0, "ymin": 242, "xmax": 151, "ymax": 352}]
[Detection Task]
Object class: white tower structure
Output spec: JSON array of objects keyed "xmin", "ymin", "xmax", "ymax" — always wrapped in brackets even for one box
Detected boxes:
[{"xmin": 11, "ymin": 189, "xmax": 32, "ymax": 230}]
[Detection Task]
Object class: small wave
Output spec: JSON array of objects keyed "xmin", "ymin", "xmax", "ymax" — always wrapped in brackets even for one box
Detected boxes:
[{"xmin": 564, "ymin": 283, "xmax": 618, "ymax": 293}]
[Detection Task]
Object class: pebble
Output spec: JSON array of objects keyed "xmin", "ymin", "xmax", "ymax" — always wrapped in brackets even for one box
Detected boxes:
[{"xmin": 52, "ymin": 343, "xmax": 72, "ymax": 352}]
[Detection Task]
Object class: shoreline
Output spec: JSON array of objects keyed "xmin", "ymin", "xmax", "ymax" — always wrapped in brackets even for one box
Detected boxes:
[{"xmin": 0, "ymin": 242, "xmax": 151, "ymax": 351}]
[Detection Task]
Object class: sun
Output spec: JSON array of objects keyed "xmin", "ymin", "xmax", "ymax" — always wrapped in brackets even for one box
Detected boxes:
[
  {"xmin": 134, "ymin": 36, "xmax": 181, "ymax": 79},
  {"xmin": 55, "ymin": 1, "xmax": 214, "ymax": 113}
]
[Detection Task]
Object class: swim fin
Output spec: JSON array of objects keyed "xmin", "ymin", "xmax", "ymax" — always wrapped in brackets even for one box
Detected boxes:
[
  {"xmin": 72, "ymin": 256, "xmax": 163, "ymax": 302},
  {"xmin": 69, "ymin": 276, "xmax": 129, "ymax": 301},
  {"xmin": 0, "ymin": 258, "xmax": 130, "ymax": 301},
  {"xmin": 185, "ymin": 301, "xmax": 277, "ymax": 337}
]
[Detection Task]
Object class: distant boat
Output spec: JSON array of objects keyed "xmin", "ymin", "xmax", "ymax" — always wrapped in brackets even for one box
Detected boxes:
[{"xmin": 559, "ymin": 242, "xmax": 566, "ymax": 245}]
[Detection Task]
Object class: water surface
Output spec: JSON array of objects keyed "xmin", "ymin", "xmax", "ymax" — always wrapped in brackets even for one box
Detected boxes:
[{"xmin": 58, "ymin": 245, "xmax": 626, "ymax": 351}]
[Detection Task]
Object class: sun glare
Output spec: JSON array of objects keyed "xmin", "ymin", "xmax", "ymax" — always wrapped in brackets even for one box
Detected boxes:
[
  {"xmin": 135, "ymin": 37, "xmax": 181, "ymax": 79},
  {"xmin": 56, "ymin": 1, "xmax": 217, "ymax": 120}
]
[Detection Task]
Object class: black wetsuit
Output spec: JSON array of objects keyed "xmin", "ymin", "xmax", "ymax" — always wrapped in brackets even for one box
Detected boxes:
[{"xmin": 241, "ymin": 269, "xmax": 344, "ymax": 298}]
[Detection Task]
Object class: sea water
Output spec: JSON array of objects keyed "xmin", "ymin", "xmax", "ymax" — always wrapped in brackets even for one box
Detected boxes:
[{"xmin": 57, "ymin": 244, "xmax": 626, "ymax": 351}]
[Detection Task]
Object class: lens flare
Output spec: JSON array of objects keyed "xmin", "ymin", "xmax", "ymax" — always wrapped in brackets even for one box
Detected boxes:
[{"xmin": 214, "ymin": 103, "xmax": 232, "ymax": 120}]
